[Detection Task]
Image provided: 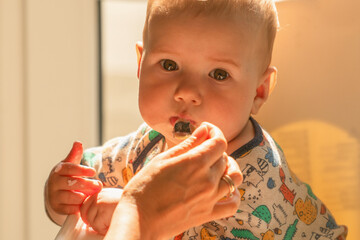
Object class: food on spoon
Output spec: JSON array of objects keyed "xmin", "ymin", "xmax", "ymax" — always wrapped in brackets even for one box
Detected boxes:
[{"xmin": 173, "ymin": 120, "xmax": 194, "ymax": 139}]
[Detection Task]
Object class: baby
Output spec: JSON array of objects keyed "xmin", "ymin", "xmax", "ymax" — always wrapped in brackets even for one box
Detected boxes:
[{"xmin": 45, "ymin": 0, "xmax": 348, "ymax": 239}]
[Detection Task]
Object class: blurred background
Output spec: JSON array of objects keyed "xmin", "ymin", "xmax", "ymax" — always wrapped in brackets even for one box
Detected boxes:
[{"xmin": 0, "ymin": 0, "xmax": 359, "ymax": 239}]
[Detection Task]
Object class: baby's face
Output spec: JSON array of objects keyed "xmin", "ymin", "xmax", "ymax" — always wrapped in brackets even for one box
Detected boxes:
[{"xmin": 137, "ymin": 14, "xmax": 268, "ymax": 150}]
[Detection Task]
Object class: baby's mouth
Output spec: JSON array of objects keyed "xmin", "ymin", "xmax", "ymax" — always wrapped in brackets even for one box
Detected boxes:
[{"xmin": 172, "ymin": 119, "xmax": 196, "ymax": 139}]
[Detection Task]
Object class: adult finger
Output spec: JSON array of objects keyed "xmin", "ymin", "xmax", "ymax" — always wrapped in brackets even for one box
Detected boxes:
[
  {"xmin": 163, "ymin": 123, "xmax": 209, "ymax": 158},
  {"xmin": 216, "ymin": 156, "xmax": 243, "ymax": 200},
  {"xmin": 208, "ymin": 153, "xmax": 228, "ymax": 185},
  {"xmin": 179, "ymin": 188, "xmax": 241, "ymax": 233},
  {"xmin": 226, "ymin": 156, "xmax": 243, "ymax": 187},
  {"xmin": 185, "ymin": 122, "xmax": 227, "ymax": 167},
  {"xmin": 62, "ymin": 141, "xmax": 83, "ymax": 164},
  {"xmin": 211, "ymin": 189, "xmax": 241, "ymax": 219}
]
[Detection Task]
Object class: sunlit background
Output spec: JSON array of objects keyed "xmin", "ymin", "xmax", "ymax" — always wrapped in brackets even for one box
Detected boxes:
[{"xmin": 1, "ymin": 0, "xmax": 359, "ymax": 239}]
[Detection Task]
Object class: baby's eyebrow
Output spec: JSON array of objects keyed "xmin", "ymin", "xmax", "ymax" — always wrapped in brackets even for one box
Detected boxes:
[
  {"xmin": 148, "ymin": 47, "xmax": 181, "ymax": 57},
  {"xmin": 208, "ymin": 56, "xmax": 240, "ymax": 69}
]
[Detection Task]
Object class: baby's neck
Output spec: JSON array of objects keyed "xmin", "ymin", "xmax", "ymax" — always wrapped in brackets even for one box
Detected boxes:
[{"xmin": 226, "ymin": 119, "xmax": 255, "ymax": 155}]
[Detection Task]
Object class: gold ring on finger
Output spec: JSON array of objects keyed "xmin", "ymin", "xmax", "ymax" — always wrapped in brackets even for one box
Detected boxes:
[{"xmin": 221, "ymin": 174, "xmax": 235, "ymax": 198}]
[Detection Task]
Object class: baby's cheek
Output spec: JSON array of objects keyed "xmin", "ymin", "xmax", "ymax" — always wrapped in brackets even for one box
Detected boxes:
[{"xmin": 138, "ymin": 95, "xmax": 154, "ymax": 117}]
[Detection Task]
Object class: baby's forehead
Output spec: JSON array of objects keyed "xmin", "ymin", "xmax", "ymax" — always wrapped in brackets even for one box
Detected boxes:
[
  {"xmin": 145, "ymin": 0, "xmax": 275, "ymax": 43},
  {"xmin": 147, "ymin": 10, "xmax": 267, "ymax": 51},
  {"xmin": 148, "ymin": 1, "xmax": 261, "ymax": 26}
]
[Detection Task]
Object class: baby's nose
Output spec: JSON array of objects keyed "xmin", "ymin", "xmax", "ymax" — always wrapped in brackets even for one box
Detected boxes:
[{"xmin": 173, "ymin": 82, "xmax": 202, "ymax": 105}]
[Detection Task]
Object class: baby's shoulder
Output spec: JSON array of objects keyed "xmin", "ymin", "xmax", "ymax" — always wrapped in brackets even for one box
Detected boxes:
[{"xmin": 80, "ymin": 123, "xmax": 151, "ymax": 166}]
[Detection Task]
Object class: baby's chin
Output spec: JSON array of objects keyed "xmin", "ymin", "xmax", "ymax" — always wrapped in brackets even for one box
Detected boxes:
[
  {"xmin": 149, "ymin": 123, "xmax": 195, "ymax": 148},
  {"xmin": 146, "ymin": 125, "xmax": 180, "ymax": 149},
  {"xmin": 164, "ymin": 136, "xmax": 183, "ymax": 149}
]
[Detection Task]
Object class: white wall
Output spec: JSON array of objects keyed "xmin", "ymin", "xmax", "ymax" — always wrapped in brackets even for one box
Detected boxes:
[
  {"xmin": 0, "ymin": 0, "xmax": 26, "ymax": 239},
  {"xmin": 102, "ymin": 1, "xmax": 146, "ymax": 141},
  {"xmin": 0, "ymin": 0, "xmax": 98, "ymax": 239}
]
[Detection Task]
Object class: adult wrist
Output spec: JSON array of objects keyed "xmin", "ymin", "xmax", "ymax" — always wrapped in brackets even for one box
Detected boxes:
[
  {"xmin": 104, "ymin": 194, "xmax": 151, "ymax": 240},
  {"xmin": 120, "ymin": 187, "xmax": 172, "ymax": 240}
]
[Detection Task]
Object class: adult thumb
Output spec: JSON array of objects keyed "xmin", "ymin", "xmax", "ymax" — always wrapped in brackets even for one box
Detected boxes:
[
  {"xmin": 165, "ymin": 123, "xmax": 209, "ymax": 158},
  {"xmin": 62, "ymin": 141, "xmax": 83, "ymax": 164}
]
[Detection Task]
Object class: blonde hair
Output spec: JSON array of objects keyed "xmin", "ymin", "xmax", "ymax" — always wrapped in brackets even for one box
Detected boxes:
[{"xmin": 143, "ymin": 0, "xmax": 279, "ymax": 69}]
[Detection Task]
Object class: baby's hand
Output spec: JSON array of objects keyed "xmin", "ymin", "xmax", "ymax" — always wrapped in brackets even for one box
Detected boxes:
[
  {"xmin": 80, "ymin": 188, "xmax": 123, "ymax": 235},
  {"xmin": 45, "ymin": 142, "xmax": 103, "ymax": 216}
]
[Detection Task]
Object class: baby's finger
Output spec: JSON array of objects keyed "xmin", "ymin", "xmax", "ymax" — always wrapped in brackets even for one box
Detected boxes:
[
  {"xmin": 73, "ymin": 179, "xmax": 102, "ymax": 196},
  {"xmin": 58, "ymin": 177, "xmax": 102, "ymax": 195},
  {"xmin": 80, "ymin": 194, "xmax": 98, "ymax": 226},
  {"xmin": 54, "ymin": 162, "xmax": 96, "ymax": 177},
  {"xmin": 80, "ymin": 194, "xmax": 98, "ymax": 227},
  {"xmin": 50, "ymin": 190, "xmax": 87, "ymax": 215},
  {"xmin": 58, "ymin": 204, "xmax": 82, "ymax": 215},
  {"xmin": 62, "ymin": 141, "xmax": 83, "ymax": 164},
  {"xmin": 56, "ymin": 190, "xmax": 88, "ymax": 205},
  {"xmin": 83, "ymin": 198, "xmax": 109, "ymax": 235}
]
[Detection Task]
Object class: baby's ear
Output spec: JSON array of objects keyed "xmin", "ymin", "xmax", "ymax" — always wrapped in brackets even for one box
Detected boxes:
[
  {"xmin": 251, "ymin": 66, "xmax": 277, "ymax": 115},
  {"xmin": 268, "ymin": 66, "xmax": 277, "ymax": 96},
  {"xmin": 136, "ymin": 41, "xmax": 144, "ymax": 78}
]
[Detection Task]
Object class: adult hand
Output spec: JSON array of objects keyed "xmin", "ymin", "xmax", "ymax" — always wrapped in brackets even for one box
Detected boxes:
[{"xmin": 105, "ymin": 122, "xmax": 243, "ymax": 240}]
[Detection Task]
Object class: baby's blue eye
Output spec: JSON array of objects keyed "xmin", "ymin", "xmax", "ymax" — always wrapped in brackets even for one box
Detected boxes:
[
  {"xmin": 160, "ymin": 59, "xmax": 178, "ymax": 71},
  {"xmin": 209, "ymin": 69, "xmax": 229, "ymax": 81}
]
